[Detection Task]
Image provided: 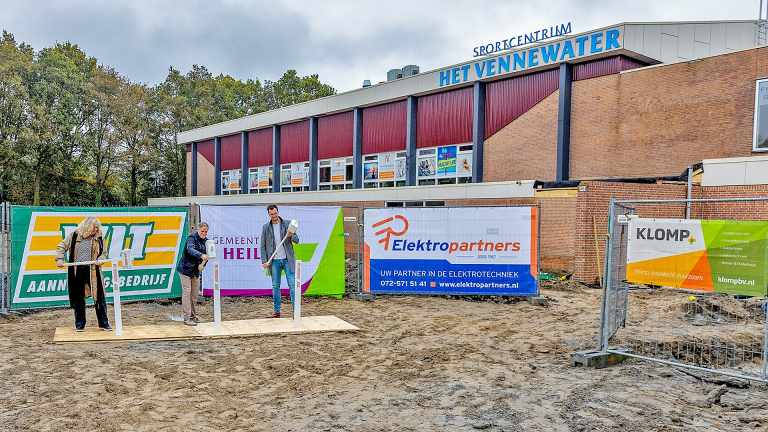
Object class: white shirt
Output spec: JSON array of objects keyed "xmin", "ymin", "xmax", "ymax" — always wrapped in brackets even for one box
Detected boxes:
[{"xmin": 272, "ymin": 222, "xmax": 286, "ymax": 260}]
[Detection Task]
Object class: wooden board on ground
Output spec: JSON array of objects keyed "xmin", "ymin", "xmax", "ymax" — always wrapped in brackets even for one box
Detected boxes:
[{"xmin": 53, "ymin": 315, "xmax": 359, "ymax": 343}]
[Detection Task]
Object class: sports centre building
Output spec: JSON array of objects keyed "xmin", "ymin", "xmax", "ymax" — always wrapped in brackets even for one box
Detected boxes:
[{"xmin": 152, "ymin": 20, "xmax": 768, "ymax": 282}]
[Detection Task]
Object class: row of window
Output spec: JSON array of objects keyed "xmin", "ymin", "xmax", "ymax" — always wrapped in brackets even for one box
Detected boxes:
[{"xmin": 220, "ymin": 144, "xmax": 473, "ymax": 194}]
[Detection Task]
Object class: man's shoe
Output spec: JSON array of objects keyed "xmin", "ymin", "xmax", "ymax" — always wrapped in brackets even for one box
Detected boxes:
[
  {"xmin": 75, "ymin": 327, "xmax": 84, "ymax": 332},
  {"xmin": 184, "ymin": 318, "xmax": 197, "ymax": 326},
  {"xmin": 266, "ymin": 312, "xmax": 281, "ymax": 318},
  {"xmin": 192, "ymin": 316, "xmax": 204, "ymax": 324},
  {"xmin": 101, "ymin": 325, "xmax": 113, "ymax": 331}
]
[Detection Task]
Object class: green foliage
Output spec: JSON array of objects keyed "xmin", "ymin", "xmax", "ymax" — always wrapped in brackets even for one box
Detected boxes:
[{"xmin": 0, "ymin": 30, "xmax": 336, "ymax": 206}]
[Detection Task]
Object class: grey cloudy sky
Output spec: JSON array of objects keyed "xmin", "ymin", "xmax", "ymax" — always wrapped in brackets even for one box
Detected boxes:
[{"xmin": 0, "ymin": 0, "xmax": 764, "ymax": 93}]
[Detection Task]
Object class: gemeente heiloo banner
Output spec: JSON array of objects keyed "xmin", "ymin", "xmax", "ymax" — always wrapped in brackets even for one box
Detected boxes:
[
  {"xmin": 626, "ymin": 218, "xmax": 768, "ymax": 297},
  {"xmin": 199, "ymin": 205, "xmax": 345, "ymax": 298},
  {"xmin": 10, "ymin": 207, "xmax": 188, "ymax": 309},
  {"xmin": 364, "ymin": 206, "xmax": 539, "ymax": 295}
]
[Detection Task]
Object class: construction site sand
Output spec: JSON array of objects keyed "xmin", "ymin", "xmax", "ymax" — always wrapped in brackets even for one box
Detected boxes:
[{"xmin": 1, "ymin": 281, "xmax": 767, "ymax": 431}]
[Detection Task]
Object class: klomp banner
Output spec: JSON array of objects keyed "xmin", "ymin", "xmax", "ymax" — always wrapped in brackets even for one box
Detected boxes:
[
  {"xmin": 199, "ymin": 205, "xmax": 345, "ymax": 298},
  {"xmin": 364, "ymin": 206, "xmax": 539, "ymax": 295},
  {"xmin": 10, "ymin": 207, "xmax": 189, "ymax": 308},
  {"xmin": 626, "ymin": 218, "xmax": 768, "ymax": 297}
]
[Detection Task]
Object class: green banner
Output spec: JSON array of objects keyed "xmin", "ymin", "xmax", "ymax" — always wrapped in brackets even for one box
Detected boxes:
[{"xmin": 10, "ymin": 206, "xmax": 189, "ymax": 309}]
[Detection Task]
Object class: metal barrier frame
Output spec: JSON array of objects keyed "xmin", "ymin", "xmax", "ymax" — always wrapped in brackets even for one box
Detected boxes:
[
  {"xmin": 599, "ymin": 196, "xmax": 768, "ymax": 382},
  {"xmin": 4, "ymin": 204, "xmax": 193, "ymax": 311},
  {"xmin": 1, "ymin": 202, "xmax": 9, "ymax": 315}
]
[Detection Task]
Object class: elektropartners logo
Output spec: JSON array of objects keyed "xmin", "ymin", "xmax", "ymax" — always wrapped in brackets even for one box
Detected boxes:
[
  {"xmin": 371, "ymin": 214, "xmax": 522, "ymax": 254},
  {"xmin": 372, "ymin": 215, "xmax": 409, "ymax": 250}
]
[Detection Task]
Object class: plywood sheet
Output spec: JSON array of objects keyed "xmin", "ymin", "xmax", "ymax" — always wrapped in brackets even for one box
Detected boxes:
[{"xmin": 53, "ymin": 315, "xmax": 358, "ymax": 343}]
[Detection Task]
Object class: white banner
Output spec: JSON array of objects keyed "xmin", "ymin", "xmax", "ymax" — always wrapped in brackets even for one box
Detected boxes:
[{"xmin": 199, "ymin": 205, "xmax": 343, "ymax": 296}]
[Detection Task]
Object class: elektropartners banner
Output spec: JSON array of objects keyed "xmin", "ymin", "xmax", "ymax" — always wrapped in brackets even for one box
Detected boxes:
[
  {"xmin": 10, "ymin": 207, "xmax": 189, "ymax": 309},
  {"xmin": 626, "ymin": 218, "xmax": 768, "ymax": 297},
  {"xmin": 364, "ymin": 206, "xmax": 539, "ymax": 295},
  {"xmin": 199, "ymin": 205, "xmax": 345, "ymax": 298}
]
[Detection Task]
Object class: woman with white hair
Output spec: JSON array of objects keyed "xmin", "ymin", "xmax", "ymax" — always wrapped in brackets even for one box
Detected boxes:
[{"xmin": 55, "ymin": 216, "xmax": 111, "ymax": 332}]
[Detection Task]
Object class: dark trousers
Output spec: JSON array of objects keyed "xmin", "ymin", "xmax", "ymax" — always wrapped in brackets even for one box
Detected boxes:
[{"xmin": 72, "ymin": 265, "xmax": 109, "ymax": 329}]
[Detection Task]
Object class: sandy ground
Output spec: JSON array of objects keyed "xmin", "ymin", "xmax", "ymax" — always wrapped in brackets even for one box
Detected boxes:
[{"xmin": 1, "ymin": 280, "xmax": 767, "ymax": 432}]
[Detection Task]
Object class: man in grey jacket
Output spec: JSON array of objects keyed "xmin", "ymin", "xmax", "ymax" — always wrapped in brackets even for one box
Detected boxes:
[{"xmin": 260, "ymin": 204, "xmax": 300, "ymax": 318}]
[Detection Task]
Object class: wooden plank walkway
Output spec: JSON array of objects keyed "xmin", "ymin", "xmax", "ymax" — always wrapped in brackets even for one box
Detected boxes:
[{"xmin": 53, "ymin": 316, "xmax": 359, "ymax": 343}]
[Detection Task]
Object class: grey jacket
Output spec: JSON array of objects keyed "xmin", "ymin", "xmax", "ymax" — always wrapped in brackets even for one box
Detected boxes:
[{"xmin": 260, "ymin": 218, "xmax": 300, "ymax": 272}]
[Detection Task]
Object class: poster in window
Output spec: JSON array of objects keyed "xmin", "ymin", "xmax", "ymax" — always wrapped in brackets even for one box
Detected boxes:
[
  {"xmin": 364, "ymin": 161, "xmax": 379, "ymax": 180},
  {"xmin": 222, "ymin": 175, "xmax": 231, "ymax": 190},
  {"xmin": 754, "ymin": 78, "xmax": 768, "ymax": 151},
  {"xmin": 457, "ymin": 152, "xmax": 472, "ymax": 176},
  {"xmin": 229, "ymin": 171, "xmax": 240, "ymax": 189},
  {"xmin": 258, "ymin": 167, "xmax": 272, "ymax": 187},
  {"xmin": 249, "ymin": 171, "xmax": 258, "ymax": 188},
  {"xmin": 331, "ymin": 158, "xmax": 346, "ymax": 183},
  {"xmin": 281, "ymin": 170, "xmax": 291, "ymax": 187},
  {"xmin": 292, "ymin": 163, "xmax": 305, "ymax": 185},
  {"xmin": 437, "ymin": 145, "xmax": 457, "ymax": 176},
  {"xmin": 418, "ymin": 156, "xmax": 436, "ymax": 177},
  {"xmin": 379, "ymin": 152, "xmax": 397, "ymax": 180},
  {"xmin": 396, "ymin": 159, "xmax": 407, "ymax": 179}
]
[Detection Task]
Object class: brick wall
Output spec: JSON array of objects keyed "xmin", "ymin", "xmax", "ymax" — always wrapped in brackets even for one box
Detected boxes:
[
  {"xmin": 569, "ymin": 47, "xmax": 767, "ymax": 179},
  {"xmin": 574, "ymin": 181, "xmax": 691, "ymax": 283},
  {"xmin": 484, "ymin": 90, "xmax": 559, "ymax": 182},
  {"xmin": 573, "ymin": 182, "xmax": 768, "ymax": 284}
]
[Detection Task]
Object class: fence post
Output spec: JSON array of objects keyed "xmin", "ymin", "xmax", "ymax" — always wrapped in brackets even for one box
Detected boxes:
[
  {"xmin": 597, "ymin": 197, "xmax": 615, "ymax": 352},
  {"xmin": 0, "ymin": 202, "xmax": 7, "ymax": 315}
]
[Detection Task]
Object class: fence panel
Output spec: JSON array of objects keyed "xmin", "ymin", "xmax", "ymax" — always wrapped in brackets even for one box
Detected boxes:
[
  {"xmin": 1, "ymin": 202, "xmax": 9, "ymax": 314},
  {"xmin": 600, "ymin": 197, "xmax": 768, "ymax": 382},
  {"xmin": 342, "ymin": 205, "xmax": 362, "ymax": 295},
  {"xmin": 8, "ymin": 205, "xmax": 190, "ymax": 310}
]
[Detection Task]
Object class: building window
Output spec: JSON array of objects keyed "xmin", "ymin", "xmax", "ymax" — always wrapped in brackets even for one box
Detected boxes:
[
  {"xmin": 319, "ymin": 157, "xmax": 353, "ymax": 190},
  {"xmin": 754, "ymin": 78, "xmax": 768, "ymax": 152},
  {"xmin": 386, "ymin": 200, "xmax": 445, "ymax": 207},
  {"xmin": 417, "ymin": 143, "xmax": 472, "ymax": 184},
  {"xmin": 281, "ymin": 162, "xmax": 310, "ymax": 192},
  {"xmin": 221, "ymin": 169, "xmax": 241, "ymax": 195},
  {"xmin": 248, "ymin": 166, "xmax": 273, "ymax": 194},
  {"xmin": 363, "ymin": 151, "xmax": 407, "ymax": 188}
]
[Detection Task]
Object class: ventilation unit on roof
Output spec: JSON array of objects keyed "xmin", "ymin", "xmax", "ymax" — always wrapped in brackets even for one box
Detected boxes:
[{"xmin": 386, "ymin": 65, "xmax": 420, "ymax": 82}]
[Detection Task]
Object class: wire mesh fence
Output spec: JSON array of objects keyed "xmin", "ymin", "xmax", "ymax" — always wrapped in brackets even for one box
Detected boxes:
[
  {"xmin": 341, "ymin": 205, "xmax": 362, "ymax": 295},
  {"xmin": 599, "ymin": 197, "xmax": 768, "ymax": 382}
]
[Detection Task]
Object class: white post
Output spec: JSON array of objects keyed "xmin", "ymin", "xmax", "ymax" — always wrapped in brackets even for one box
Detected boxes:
[
  {"xmin": 294, "ymin": 260, "xmax": 302, "ymax": 327},
  {"xmin": 111, "ymin": 261, "xmax": 123, "ymax": 336},
  {"xmin": 213, "ymin": 261, "xmax": 221, "ymax": 332}
]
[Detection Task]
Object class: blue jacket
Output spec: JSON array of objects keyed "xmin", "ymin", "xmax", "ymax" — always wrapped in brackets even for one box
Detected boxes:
[{"xmin": 177, "ymin": 232, "xmax": 206, "ymax": 277}]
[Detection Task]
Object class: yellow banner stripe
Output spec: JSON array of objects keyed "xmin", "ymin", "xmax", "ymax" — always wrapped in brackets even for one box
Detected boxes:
[
  {"xmin": 28, "ymin": 233, "xmax": 181, "ymax": 252},
  {"xmin": 145, "ymin": 233, "xmax": 182, "ymax": 248},
  {"xmin": 28, "ymin": 235, "xmax": 63, "ymax": 252},
  {"xmin": 25, "ymin": 251, "xmax": 177, "ymax": 271},
  {"xmin": 33, "ymin": 215, "xmax": 184, "ymax": 232}
]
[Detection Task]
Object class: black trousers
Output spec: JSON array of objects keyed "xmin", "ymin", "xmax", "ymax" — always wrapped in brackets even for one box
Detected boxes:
[{"xmin": 72, "ymin": 265, "xmax": 109, "ymax": 329}]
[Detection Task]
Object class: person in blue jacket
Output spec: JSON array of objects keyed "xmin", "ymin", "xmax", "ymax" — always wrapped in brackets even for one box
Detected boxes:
[{"xmin": 176, "ymin": 222, "xmax": 209, "ymax": 326}]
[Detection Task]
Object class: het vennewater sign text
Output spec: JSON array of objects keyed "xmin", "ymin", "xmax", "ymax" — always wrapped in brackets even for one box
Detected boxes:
[
  {"xmin": 440, "ymin": 28, "xmax": 622, "ymax": 88},
  {"xmin": 473, "ymin": 22, "xmax": 573, "ymax": 57}
]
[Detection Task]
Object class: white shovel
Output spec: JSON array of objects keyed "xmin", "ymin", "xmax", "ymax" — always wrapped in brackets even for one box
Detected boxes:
[{"xmin": 262, "ymin": 219, "xmax": 299, "ymax": 273}]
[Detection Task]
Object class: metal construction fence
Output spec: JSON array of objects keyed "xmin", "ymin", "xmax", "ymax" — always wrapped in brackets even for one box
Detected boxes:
[
  {"xmin": 1, "ymin": 203, "xmax": 10, "ymax": 314},
  {"xmin": 598, "ymin": 197, "xmax": 768, "ymax": 382},
  {"xmin": 0, "ymin": 201, "xmax": 544, "ymax": 311}
]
